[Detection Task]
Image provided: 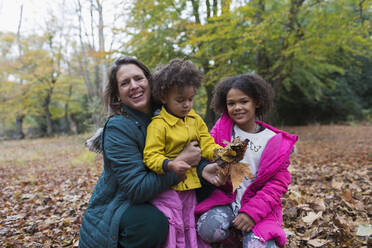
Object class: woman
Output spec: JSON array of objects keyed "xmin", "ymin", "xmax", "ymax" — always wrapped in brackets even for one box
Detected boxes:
[{"xmin": 78, "ymin": 56, "xmax": 221, "ymax": 248}]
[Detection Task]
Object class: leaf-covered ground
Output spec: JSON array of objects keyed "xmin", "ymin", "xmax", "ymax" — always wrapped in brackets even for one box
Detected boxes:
[
  {"xmin": 283, "ymin": 124, "xmax": 372, "ymax": 247},
  {"xmin": 0, "ymin": 135, "xmax": 102, "ymax": 247},
  {"xmin": 0, "ymin": 124, "xmax": 371, "ymax": 247}
]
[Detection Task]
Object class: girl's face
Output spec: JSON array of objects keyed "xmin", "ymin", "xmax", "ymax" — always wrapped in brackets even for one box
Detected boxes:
[
  {"xmin": 226, "ymin": 88, "xmax": 257, "ymax": 133},
  {"xmin": 161, "ymin": 85, "xmax": 195, "ymax": 118},
  {"xmin": 116, "ymin": 63, "xmax": 151, "ymax": 114}
]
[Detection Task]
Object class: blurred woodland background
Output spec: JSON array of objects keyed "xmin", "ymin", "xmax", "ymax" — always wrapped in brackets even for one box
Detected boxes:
[{"xmin": 0, "ymin": 0, "xmax": 371, "ymax": 140}]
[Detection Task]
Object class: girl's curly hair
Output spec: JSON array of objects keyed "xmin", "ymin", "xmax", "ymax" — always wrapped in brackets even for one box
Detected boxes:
[
  {"xmin": 152, "ymin": 58, "xmax": 202, "ymax": 103},
  {"xmin": 212, "ymin": 74, "xmax": 274, "ymax": 120}
]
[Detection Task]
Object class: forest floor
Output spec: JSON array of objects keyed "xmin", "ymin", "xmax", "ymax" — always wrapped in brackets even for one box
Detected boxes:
[{"xmin": 0, "ymin": 124, "xmax": 371, "ymax": 247}]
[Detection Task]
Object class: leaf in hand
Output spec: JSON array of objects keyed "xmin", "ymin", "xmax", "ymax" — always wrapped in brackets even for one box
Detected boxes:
[
  {"xmin": 214, "ymin": 137, "xmax": 252, "ymax": 188},
  {"xmin": 230, "ymin": 162, "xmax": 254, "ymax": 192}
]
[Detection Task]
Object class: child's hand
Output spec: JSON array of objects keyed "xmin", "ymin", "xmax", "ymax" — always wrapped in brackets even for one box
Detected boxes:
[
  {"xmin": 168, "ymin": 160, "xmax": 191, "ymax": 179},
  {"xmin": 202, "ymin": 163, "xmax": 226, "ymax": 186},
  {"xmin": 232, "ymin": 213, "xmax": 255, "ymax": 233},
  {"xmin": 176, "ymin": 141, "xmax": 201, "ymax": 167}
]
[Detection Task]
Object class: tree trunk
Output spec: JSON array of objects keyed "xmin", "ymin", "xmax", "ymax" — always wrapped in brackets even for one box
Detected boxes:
[
  {"xmin": 75, "ymin": 0, "xmax": 105, "ymax": 127},
  {"xmin": 15, "ymin": 115, "xmax": 25, "ymax": 139},
  {"xmin": 204, "ymin": 84, "xmax": 216, "ymax": 129},
  {"xmin": 213, "ymin": 0, "xmax": 218, "ymax": 16},
  {"xmin": 64, "ymin": 85, "xmax": 72, "ymax": 134},
  {"xmin": 69, "ymin": 115, "xmax": 79, "ymax": 134},
  {"xmin": 189, "ymin": 0, "xmax": 221, "ymax": 128},
  {"xmin": 206, "ymin": 0, "xmax": 211, "ymax": 19},
  {"xmin": 76, "ymin": 0, "xmax": 94, "ymax": 103},
  {"xmin": 254, "ymin": 0, "xmax": 272, "ymax": 79},
  {"xmin": 270, "ymin": 0, "xmax": 305, "ymax": 94},
  {"xmin": 44, "ymin": 94, "xmax": 53, "ymax": 136},
  {"xmin": 0, "ymin": 119, "xmax": 4, "ymax": 137},
  {"xmin": 190, "ymin": 0, "xmax": 201, "ymax": 23},
  {"xmin": 15, "ymin": 4, "xmax": 25, "ymax": 139}
]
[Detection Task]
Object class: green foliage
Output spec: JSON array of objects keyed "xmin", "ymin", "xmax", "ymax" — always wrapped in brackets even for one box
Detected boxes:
[
  {"xmin": 120, "ymin": 0, "xmax": 188, "ymax": 69},
  {"xmin": 277, "ymin": 53, "xmax": 372, "ymax": 125},
  {"xmin": 0, "ymin": 29, "xmax": 91, "ymax": 137},
  {"xmin": 1, "ymin": 0, "xmax": 372, "ymax": 136},
  {"xmin": 121, "ymin": 0, "xmax": 372, "ymax": 125}
]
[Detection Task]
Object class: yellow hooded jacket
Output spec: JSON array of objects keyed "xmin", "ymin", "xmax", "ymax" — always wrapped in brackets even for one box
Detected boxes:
[{"xmin": 143, "ymin": 106, "xmax": 221, "ymax": 191}]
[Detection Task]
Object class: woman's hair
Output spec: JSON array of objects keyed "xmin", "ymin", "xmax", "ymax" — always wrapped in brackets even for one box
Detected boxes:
[
  {"xmin": 212, "ymin": 74, "xmax": 274, "ymax": 120},
  {"xmin": 152, "ymin": 58, "xmax": 202, "ymax": 103},
  {"xmin": 103, "ymin": 56, "xmax": 153, "ymax": 116}
]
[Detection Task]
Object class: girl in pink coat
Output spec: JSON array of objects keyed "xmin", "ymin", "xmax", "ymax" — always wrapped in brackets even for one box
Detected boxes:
[{"xmin": 196, "ymin": 74, "xmax": 298, "ymax": 248}]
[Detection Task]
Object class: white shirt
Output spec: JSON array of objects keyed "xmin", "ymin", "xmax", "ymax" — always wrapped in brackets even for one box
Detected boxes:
[{"xmin": 231, "ymin": 124, "xmax": 276, "ymax": 215}]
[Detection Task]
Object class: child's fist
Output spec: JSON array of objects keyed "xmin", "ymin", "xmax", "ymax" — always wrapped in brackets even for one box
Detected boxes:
[{"xmin": 168, "ymin": 160, "xmax": 191, "ymax": 179}]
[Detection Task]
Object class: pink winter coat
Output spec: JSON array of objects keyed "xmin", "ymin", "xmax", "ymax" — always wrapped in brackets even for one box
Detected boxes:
[{"xmin": 195, "ymin": 112, "xmax": 298, "ymax": 246}]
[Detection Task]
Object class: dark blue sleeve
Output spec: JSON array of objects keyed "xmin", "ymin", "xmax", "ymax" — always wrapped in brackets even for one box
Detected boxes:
[
  {"xmin": 195, "ymin": 158, "xmax": 217, "ymax": 203},
  {"xmin": 103, "ymin": 117, "xmax": 179, "ymax": 204}
]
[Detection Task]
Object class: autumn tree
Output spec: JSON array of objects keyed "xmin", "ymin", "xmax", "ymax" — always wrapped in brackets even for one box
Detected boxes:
[
  {"xmin": 0, "ymin": 19, "xmax": 88, "ymax": 137},
  {"xmin": 1, "ymin": 0, "xmax": 370, "ymax": 137},
  {"xmin": 118, "ymin": 0, "xmax": 372, "ymax": 126},
  {"xmin": 189, "ymin": 0, "xmax": 372, "ymax": 123},
  {"xmin": 74, "ymin": 0, "xmax": 109, "ymax": 127},
  {"xmin": 0, "ymin": 30, "xmax": 37, "ymax": 138},
  {"xmin": 0, "ymin": 32, "xmax": 19, "ymax": 137},
  {"xmin": 121, "ymin": 0, "xmax": 234, "ymax": 126}
]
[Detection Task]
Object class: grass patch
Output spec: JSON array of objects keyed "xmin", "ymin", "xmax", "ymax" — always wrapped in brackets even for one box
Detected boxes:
[{"xmin": 70, "ymin": 150, "xmax": 97, "ymax": 168}]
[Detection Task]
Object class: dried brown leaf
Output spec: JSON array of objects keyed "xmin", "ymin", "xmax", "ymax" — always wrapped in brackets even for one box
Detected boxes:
[
  {"xmin": 302, "ymin": 211, "xmax": 322, "ymax": 225},
  {"xmin": 307, "ymin": 238, "xmax": 329, "ymax": 247},
  {"xmin": 230, "ymin": 162, "xmax": 253, "ymax": 192}
]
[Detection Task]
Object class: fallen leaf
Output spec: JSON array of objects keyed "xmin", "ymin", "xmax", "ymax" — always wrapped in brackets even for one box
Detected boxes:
[
  {"xmin": 302, "ymin": 211, "xmax": 322, "ymax": 225},
  {"xmin": 1, "ymin": 125, "xmax": 371, "ymax": 247},
  {"xmin": 284, "ymin": 207, "xmax": 299, "ymax": 219},
  {"xmin": 310, "ymin": 198, "xmax": 326, "ymax": 212},
  {"xmin": 356, "ymin": 224, "xmax": 372, "ymax": 237},
  {"xmin": 0, "ymin": 228, "xmax": 8, "ymax": 235},
  {"xmin": 331, "ymin": 179, "xmax": 343, "ymax": 190},
  {"xmin": 341, "ymin": 190, "xmax": 354, "ymax": 204},
  {"xmin": 230, "ymin": 162, "xmax": 253, "ymax": 191},
  {"xmin": 307, "ymin": 238, "xmax": 329, "ymax": 247},
  {"xmin": 333, "ymin": 214, "xmax": 352, "ymax": 235},
  {"xmin": 284, "ymin": 228, "xmax": 295, "ymax": 236},
  {"xmin": 21, "ymin": 193, "xmax": 37, "ymax": 200}
]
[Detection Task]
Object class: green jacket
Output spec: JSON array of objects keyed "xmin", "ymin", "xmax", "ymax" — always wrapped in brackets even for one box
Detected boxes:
[{"xmin": 78, "ymin": 104, "xmax": 179, "ymax": 248}]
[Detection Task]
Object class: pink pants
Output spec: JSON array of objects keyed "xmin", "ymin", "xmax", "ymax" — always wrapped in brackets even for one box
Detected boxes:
[{"xmin": 151, "ymin": 189, "xmax": 198, "ymax": 248}]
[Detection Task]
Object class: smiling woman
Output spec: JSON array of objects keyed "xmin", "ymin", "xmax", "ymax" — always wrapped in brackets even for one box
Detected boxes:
[
  {"xmin": 116, "ymin": 63, "xmax": 151, "ymax": 114},
  {"xmin": 103, "ymin": 56, "xmax": 154, "ymax": 116}
]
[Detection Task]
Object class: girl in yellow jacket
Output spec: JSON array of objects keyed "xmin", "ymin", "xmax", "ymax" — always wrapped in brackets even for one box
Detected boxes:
[{"xmin": 143, "ymin": 58, "xmax": 221, "ymax": 248}]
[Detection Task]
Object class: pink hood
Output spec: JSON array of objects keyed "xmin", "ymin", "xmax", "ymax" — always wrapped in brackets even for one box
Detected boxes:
[{"xmin": 196, "ymin": 112, "xmax": 298, "ymax": 246}]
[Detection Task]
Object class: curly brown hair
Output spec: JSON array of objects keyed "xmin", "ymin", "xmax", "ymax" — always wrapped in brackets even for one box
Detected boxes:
[
  {"xmin": 103, "ymin": 56, "xmax": 153, "ymax": 116},
  {"xmin": 152, "ymin": 58, "xmax": 202, "ymax": 103},
  {"xmin": 212, "ymin": 74, "xmax": 274, "ymax": 120}
]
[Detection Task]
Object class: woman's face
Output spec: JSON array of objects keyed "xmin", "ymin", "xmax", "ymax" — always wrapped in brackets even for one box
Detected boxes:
[
  {"xmin": 116, "ymin": 63, "xmax": 151, "ymax": 114},
  {"xmin": 226, "ymin": 88, "xmax": 257, "ymax": 133}
]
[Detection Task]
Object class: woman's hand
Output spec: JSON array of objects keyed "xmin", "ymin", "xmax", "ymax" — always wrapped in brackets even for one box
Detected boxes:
[
  {"xmin": 201, "ymin": 163, "xmax": 226, "ymax": 186},
  {"xmin": 232, "ymin": 213, "xmax": 255, "ymax": 233},
  {"xmin": 175, "ymin": 141, "xmax": 201, "ymax": 166}
]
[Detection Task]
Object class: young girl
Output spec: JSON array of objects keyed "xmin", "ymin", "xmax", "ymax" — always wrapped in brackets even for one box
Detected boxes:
[
  {"xmin": 143, "ymin": 58, "xmax": 222, "ymax": 248},
  {"xmin": 195, "ymin": 74, "xmax": 298, "ymax": 248}
]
